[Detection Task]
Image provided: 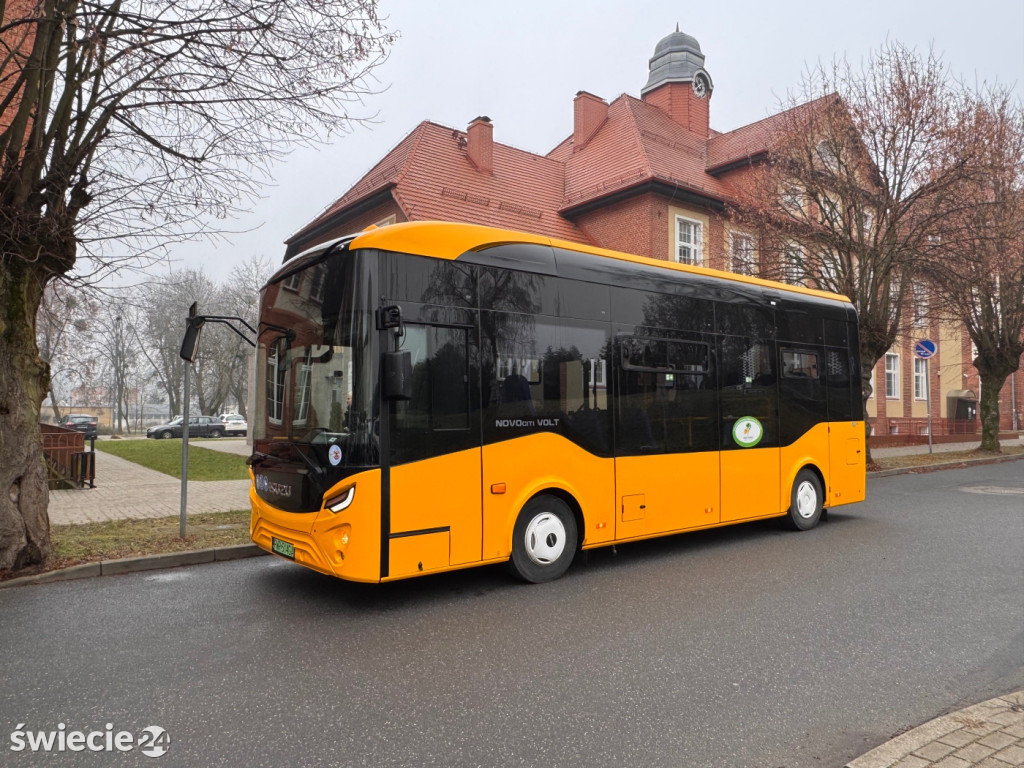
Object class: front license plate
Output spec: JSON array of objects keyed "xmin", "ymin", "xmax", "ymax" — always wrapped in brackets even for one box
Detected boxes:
[{"xmin": 271, "ymin": 537, "xmax": 295, "ymax": 559}]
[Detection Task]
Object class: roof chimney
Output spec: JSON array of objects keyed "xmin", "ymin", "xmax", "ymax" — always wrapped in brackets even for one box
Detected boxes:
[
  {"xmin": 467, "ymin": 116, "xmax": 493, "ymax": 174},
  {"xmin": 573, "ymin": 91, "xmax": 608, "ymax": 152}
]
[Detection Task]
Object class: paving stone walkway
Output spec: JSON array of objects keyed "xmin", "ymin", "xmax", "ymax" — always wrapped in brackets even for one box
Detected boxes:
[
  {"xmin": 847, "ymin": 691, "xmax": 1024, "ymax": 768},
  {"xmin": 49, "ymin": 441, "xmax": 251, "ymax": 525}
]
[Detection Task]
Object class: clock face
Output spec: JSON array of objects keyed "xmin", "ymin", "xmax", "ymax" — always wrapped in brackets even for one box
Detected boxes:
[{"xmin": 693, "ymin": 75, "xmax": 708, "ymax": 99}]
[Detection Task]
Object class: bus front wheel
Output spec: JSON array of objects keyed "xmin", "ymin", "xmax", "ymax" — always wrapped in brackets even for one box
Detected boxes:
[
  {"xmin": 785, "ymin": 469, "xmax": 823, "ymax": 531},
  {"xmin": 509, "ymin": 495, "xmax": 578, "ymax": 584}
]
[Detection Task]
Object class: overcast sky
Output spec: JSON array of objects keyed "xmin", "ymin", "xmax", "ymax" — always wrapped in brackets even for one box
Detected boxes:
[{"xmin": 157, "ymin": 0, "xmax": 1024, "ymax": 282}]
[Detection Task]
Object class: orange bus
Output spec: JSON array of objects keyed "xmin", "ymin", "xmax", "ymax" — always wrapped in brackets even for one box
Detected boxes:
[{"xmin": 249, "ymin": 221, "xmax": 865, "ymax": 583}]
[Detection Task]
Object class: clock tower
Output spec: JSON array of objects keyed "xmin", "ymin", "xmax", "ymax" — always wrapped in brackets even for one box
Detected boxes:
[{"xmin": 640, "ymin": 26, "xmax": 713, "ymax": 137}]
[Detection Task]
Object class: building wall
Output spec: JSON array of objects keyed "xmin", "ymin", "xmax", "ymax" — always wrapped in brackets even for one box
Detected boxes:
[
  {"xmin": 294, "ymin": 199, "xmax": 406, "ymax": 255},
  {"xmin": 575, "ymin": 193, "xmax": 662, "ymax": 259}
]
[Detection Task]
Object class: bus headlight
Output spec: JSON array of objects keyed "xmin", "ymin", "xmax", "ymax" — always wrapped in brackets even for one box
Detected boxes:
[{"xmin": 325, "ymin": 485, "xmax": 356, "ymax": 513}]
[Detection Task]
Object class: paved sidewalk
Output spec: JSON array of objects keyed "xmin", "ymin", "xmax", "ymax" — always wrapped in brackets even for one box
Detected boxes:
[
  {"xmin": 847, "ymin": 691, "xmax": 1024, "ymax": 768},
  {"xmin": 871, "ymin": 438, "xmax": 1022, "ymax": 459},
  {"xmin": 49, "ymin": 441, "xmax": 252, "ymax": 525}
]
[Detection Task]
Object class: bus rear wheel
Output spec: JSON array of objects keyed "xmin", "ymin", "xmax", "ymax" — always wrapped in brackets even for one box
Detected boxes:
[
  {"xmin": 509, "ymin": 495, "xmax": 578, "ymax": 584},
  {"xmin": 784, "ymin": 469, "xmax": 823, "ymax": 531}
]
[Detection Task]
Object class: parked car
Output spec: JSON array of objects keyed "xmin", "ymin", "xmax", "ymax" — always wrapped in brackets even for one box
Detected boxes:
[
  {"xmin": 59, "ymin": 413, "xmax": 98, "ymax": 440},
  {"xmin": 146, "ymin": 415, "xmax": 225, "ymax": 439},
  {"xmin": 221, "ymin": 414, "xmax": 247, "ymax": 436}
]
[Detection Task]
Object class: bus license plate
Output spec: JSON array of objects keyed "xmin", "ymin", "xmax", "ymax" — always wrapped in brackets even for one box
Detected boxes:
[{"xmin": 271, "ymin": 537, "xmax": 295, "ymax": 559}]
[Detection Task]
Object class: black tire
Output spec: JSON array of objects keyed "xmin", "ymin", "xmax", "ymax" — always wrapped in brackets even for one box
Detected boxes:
[
  {"xmin": 210, "ymin": 428, "xmax": 224, "ymax": 438},
  {"xmin": 784, "ymin": 468, "xmax": 823, "ymax": 531},
  {"xmin": 159, "ymin": 430, "xmax": 173, "ymax": 439},
  {"xmin": 509, "ymin": 495, "xmax": 578, "ymax": 583}
]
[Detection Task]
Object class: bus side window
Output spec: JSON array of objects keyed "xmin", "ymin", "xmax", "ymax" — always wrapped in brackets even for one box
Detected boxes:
[
  {"xmin": 718, "ymin": 337, "xmax": 777, "ymax": 449},
  {"xmin": 391, "ymin": 324, "xmax": 472, "ymax": 464},
  {"xmin": 617, "ymin": 335, "xmax": 717, "ymax": 454}
]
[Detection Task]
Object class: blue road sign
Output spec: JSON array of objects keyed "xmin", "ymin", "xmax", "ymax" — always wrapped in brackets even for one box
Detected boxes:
[{"xmin": 914, "ymin": 339, "xmax": 937, "ymax": 359}]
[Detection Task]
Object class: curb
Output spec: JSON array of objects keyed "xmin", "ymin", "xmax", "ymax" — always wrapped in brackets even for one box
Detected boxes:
[
  {"xmin": 6, "ymin": 453, "xmax": 1019, "ymax": 589},
  {"xmin": 845, "ymin": 691, "xmax": 1024, "ymax": 768},
  {"xmin": 0, "ymin": 544, "xmax": 268, "ymax": 589},
  {"xmin": 868, "ymin": 452, "xmax": 1024, "ymax": 478}
]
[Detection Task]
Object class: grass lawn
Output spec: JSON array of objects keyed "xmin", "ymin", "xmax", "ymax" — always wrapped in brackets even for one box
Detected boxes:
[
  {"xmin": 95, "ymin": 439, "xmax": 250, "ymax": 481},
  {"xmin": 0, "ymin": 510, "xmax": 253, "ymax": 580}
]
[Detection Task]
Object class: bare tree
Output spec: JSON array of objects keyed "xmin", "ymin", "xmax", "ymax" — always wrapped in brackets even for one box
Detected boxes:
[
  {"xmin": 141, "ymin": 268, "xmax": 217, "ymax": 419},
  {"xmin": 732, "ymin": 42, "xmax": 975, "ymax": 463},
  {"xmin": 924, "ymin": 91, "xmax": 1024, "ymax": 452},
  {"xmin": 221, "ymin": 254, "xmax": 273, "ymax": 418},
  {"xmin": 36, "ymin": 280, "xmax": 97, "ymax": 420},
  {"xmin": 0, "ymin": 0, "xmax": 394, "ymax": 570}
]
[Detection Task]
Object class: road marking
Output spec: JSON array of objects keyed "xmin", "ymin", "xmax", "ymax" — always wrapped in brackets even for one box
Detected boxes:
[{"xmin": 959, "ymin": 486, "xmax": 1024, "ymax": 495}]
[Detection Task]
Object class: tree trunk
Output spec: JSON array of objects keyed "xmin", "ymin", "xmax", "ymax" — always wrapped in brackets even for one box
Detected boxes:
[
  {"xmin": 861, "ymin": 361, "xmax": 877, "ymax": 466},
  {"xmin": 977, "ymin": 371, "xmax": 1009, "ymax": 453},
  {"xmin": 0, "ymin": 261, "xmax": 51, "ymax": 571}
]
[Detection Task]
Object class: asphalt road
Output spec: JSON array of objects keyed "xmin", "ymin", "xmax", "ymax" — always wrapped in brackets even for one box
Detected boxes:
[{"xmin": 2, "ymin": 462, "xmax": 1022, "ymax": 767}]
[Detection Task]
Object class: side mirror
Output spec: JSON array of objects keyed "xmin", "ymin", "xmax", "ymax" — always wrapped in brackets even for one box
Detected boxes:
[
  {"xmin": 382, "ymin": 351, "xmax": 412, "ymax": 401},
  {"xmin": 179, "ymin": 318, "xmax": 205, "ymax": 362}
]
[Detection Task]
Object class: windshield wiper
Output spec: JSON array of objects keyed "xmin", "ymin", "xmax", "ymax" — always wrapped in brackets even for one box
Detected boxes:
[{"xmin": 286, "ymin": 441, "xmax": 326, "ymax": 480}]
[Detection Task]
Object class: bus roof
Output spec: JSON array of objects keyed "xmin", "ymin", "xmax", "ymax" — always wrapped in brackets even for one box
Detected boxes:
[{"xmin": 343, "ymin": 220, "xmax": 853, "ymax": 306}]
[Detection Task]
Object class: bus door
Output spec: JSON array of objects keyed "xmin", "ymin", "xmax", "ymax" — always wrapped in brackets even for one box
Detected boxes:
[
  {"xmin": 718, "ymin": 335, "xmax": 781, "ymax": 522},
  {"xmin": 386, "ymin": 321, "xmax": 482, "ymax": 578},
  {"xmin": 614, "ymin": 334, "xmax": 721, "ymax": 538},
  {"xmin": 480, "ymin": 315, "xmax": 616, "ymax": 559}
]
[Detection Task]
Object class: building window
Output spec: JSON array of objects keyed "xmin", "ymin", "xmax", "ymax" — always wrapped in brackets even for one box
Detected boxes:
[
  {"xmin": 816, "ymin": 140, "xmax": 839, "ymax": 171},
  {"xmin": 818, "ymin": 252, "xmax": 840, "ymax": 292},
  {"xmin": 914, "ymin": 358, "xmax": 928, "ymax": 400},
  {"xmin": 266, "ymin": 349, "xmax": 284, "ymax": 424},
  {"xmin": 308, "ymin": 264, "xmax": 327, "ymax": 304},
  {"xmin": 783, "ymin": 244, "xmax": 804, "ymax": 285},
  {"xmin": 293, "ymin": 360, "xmax": 312, "ymax": 425},
  {"xmin": 730, "ymin": 232, "xmax": 755, "ymax": 275},
  {"xmin": 861, "ymin": 210, "xmax": 874, "ymax": 240},
  {"xmin": 912, "ymin": 283, "xmax": 928, "ymax": 327},
  {"xmin": 782, "ymin": 186, "xmax": 803, "ymax": 213},
  {"xmin": 283, "ymin": 272, "xmax": 302, "ymax": 292},
  {"xmin": 885, "ymin": 353, "xmax": 900, "ymax": 399},
  {"xmin": 675, "ymin": 216, "xmax": 703, "ymax": 266}
]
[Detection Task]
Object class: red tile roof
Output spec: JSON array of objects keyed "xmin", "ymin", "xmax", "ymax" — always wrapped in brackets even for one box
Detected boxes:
[
  {"xmin": 556, "ymin": 95, "xmax": 737, "ymax": 210},
  {"xmin": 291, "ymin": 121, "xmax": 589, "ymax": 245},
  {"xmin": 706, "ymin": 94, "xmax": 838, "ymax": 172},
  {"xmin": 289, "ymin": 94, "xmax": 841, "ymax": 247}
]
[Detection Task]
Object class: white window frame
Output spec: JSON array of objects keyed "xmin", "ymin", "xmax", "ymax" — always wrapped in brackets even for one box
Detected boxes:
[
  {"xmin": 912, "ymin": 283, "xmax": 928, "ymax": 328},
  {"xmin": 292, "ymin": 361, "xmax": 312, "ymax": 425},
  {"xmin": 862, "ymin": 210, "xmax": 874, "ymax": 240},
  {"xmin": 309, "ymin": 264, "xmax": 327, "ymax": 304},
  {"xmin": 914, "ymin": 358, "xmax": 928, "ymax": 400},
  {"xmin": 266, "ymin": 349, "xmax": 284, "ymax": 424},
  {"xmin": 783, "ymin": 243, "xmax": 804, "ymax": 286},
  {"xmin": 885, "ymin": 353, "xmax": 900, "ymax": 400},
  {"xmin": 818, "ymin": 252, "xmax": 840, "ymax": 292},
  {"xmin": 729, "ymin": 231, "xmax": 755, "ymax": 276},
  {"xmin": 782, "ymin": 186, "xmax": 803, "ymax": 213},
  {"xmin": 283, "ymin": 272, "xmax": 302, "ymax": 292},
  {"xmin": 675, "ymin": 216, "xmax": 703, "ymax": 266}
]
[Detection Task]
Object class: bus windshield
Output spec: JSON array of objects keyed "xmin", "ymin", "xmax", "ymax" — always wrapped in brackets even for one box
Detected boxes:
[{"xmin": 252, "ymin": 249, "xmax": 378, "ymax": 490}]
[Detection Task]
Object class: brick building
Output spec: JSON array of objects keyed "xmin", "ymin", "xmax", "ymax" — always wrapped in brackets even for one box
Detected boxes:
[{"xmin": 286, "ymin": 28, "xmax": 1022, "ymax": 442}]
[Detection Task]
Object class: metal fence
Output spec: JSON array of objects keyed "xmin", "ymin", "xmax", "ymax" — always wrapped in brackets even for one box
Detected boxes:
[{"xmin": 40, "ymin": 424, "xmax": 94, "ymax": 489}]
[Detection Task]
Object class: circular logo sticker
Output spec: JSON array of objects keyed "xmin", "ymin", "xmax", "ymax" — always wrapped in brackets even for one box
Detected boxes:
[
  {"xmin": 732, "ymin": 417, "xmax": 764, "ymax": 447},
  {"xmin": 328, "ymin": 444, "xmax": 343, "ymax": 466}
]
